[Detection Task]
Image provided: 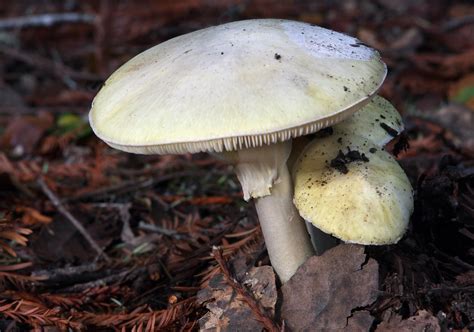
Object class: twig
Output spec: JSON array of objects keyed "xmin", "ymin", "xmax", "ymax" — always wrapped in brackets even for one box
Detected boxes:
[
  {"xmin": 212, "ymin": 247, "xmax": 281, "ymax": 332},
  {"xmin": 423, "ymin": 286, "xmax": 474, "ymax": 295},
  {"xmin": 0, "ymin": 106, "xmax": 88, "ymax": 115},
  {"xmin": 37, "ymin": 177, "xmax": 110, "ymax": 262},
  {"xmin": 138, "ymin": 221, "xmax": 187, "ymax": 239},
  {"xmin": 59, "ymin": 267, "xmax": 146, "ymax": 293},
  {"xmin": 0, "ymin": 13, "xmax": 95, "ymax": 30},
  {"xmin": 0, "ymin": 45, "xmax": 101, "ymax": 81},
  {"xmin": 442, "ymin": 15, "xmax": 474, "ymax": 31},
  {"xmin": 64, "ymin": 170, "xmax": 207, "ymax": 203}
]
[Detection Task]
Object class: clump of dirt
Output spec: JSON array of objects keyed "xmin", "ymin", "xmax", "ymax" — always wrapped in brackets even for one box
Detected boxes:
[{"xmin": 330, "ymin": 148, "xmax": 369, "ymax": 174}]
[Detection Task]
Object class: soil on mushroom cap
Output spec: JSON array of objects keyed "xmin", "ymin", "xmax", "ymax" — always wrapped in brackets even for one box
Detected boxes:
[{"xmin": 329, "ymin": 148, "xmax": 370, "ymax": 174}]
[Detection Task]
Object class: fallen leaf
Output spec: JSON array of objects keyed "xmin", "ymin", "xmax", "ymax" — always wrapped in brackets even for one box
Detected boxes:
[
  {"xmin": 0, "ymin": 81, "xmax": 25, "ymax": 109},
  {"xmin": 376, "ymin": 310, "xmax": 441, "ymax": 332},
  {"xmin": 412, "ymin": 50, "xmax": 474, "ymax": 78},
  {"xmin": 1, "ymin": 112, "xmax": 53, "ymax": 156},
  {"xmin": 197, "ymin": 265, "xmax": 277, "ymax": 331},
  {"xmin": 386, "ymin": 28, "xmax": 423, "ymax": 55},
  {"xmin": 281, "ymin": 244, "xmax": 379, "ymax": 331},
  {"xmin": 449, "ymin": 73, "xmax": 474, "ymax": 110},
  {"xmin": 430, "ymin": 104, "xmax": 474, "ymax": 154},
  {"xmin": 54, "ymin": 113, "xmax": 91, "ymax": 139},
  {"xmin": 16, "ymin": 206, "xmax": 53, "ymax": 225}
]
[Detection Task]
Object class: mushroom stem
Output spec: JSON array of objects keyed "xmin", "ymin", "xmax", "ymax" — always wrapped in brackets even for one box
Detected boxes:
[
  {"xmin": 254, "ymin": 165, "xmax": 314, "ymax": 282},
  {"xmin": 225, "ymin": 140, "xmax": 314, "ymax": 283},
  {"xmin": 305, "ymin": 221, "xmax": 338, "ymax": 255}
]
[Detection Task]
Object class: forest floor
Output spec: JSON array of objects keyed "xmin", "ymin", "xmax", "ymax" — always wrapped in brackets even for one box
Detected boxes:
[{"xmin": 0, "ymin": 1, "xmax": 473, "ymax": 331}]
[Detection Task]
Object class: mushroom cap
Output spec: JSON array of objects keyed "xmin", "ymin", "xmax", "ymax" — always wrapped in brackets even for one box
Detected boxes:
[
  {"xmin": 293, "ymin": 135, "xmax": 413, "ymax": 245},
  {"xmin": 89, "ymin": 19, "xmax": 386, "ymax": 154},
  {"xmin": 333, "ymin": 96, "xmax": 403, "ymax": 146}
]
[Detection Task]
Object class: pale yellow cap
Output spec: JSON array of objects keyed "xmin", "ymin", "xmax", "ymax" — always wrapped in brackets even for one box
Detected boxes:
[
  {"xmin": 333, "ymin": 96, "xmax": 403, "ymax": 146},
  {"xmin": 293, "ymin": 135, "xmax": 413, "ymax": 245},
  {"xmin": 89, "ymin": 19, "xmax": 386, "ymax": 154}
]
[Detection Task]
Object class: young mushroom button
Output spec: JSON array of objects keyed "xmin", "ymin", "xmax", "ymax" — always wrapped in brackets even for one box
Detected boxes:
[{"xmin": 89, "ymin": 19, "xmax": 387, "ymax": 283}]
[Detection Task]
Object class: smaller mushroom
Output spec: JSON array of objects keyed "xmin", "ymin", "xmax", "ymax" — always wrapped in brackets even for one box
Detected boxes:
[{"xmin": 292, "ymin": 97, "xmax": 413, "ymax": 246}]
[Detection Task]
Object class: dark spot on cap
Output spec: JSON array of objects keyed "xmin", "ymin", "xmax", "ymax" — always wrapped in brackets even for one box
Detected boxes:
[
  {"xmin": 380, "ymin": 123, "xmax": 398, "ymax": 137},
  {"xmin": 343, "ymin": 86, "xmax": 350, "ymax": 92},
  {"xmin": 330, "ymin": 150, "xmax": 349, "ymax": 174},
  {"xmin": 356, "ymin": 41, "xmax": 370, "ymax": 47},
  {"xmin": 346, "ymin": 149, "xmax": 369, "ymax": 162},
  {"xmin": 369, "ymin": 148, "xmax": 377, "ymax": 153},
  {"xmin": 274, "ymin": 53, "xmax": 281, "ymax": 60},
  {"xmin": 221, "ymin": 52, "xmax": 224, "ymax": 55},
  {"xmin": 329, "ymin": 147, "xmax": 370, "ymax": 174}
]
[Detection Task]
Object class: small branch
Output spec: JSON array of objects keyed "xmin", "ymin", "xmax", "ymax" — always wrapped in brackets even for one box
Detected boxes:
[
  {"xmin": 0, "ymin": 13, "xmax": 96, "ymax": 30},
  {"xmin": 138, "ymin": 221, "xmax": 187, "ymax": 239},
  {"xmin": 37, "ymin": 177, "xmax": 110, "ymax": 262},
  {"xmin": 442, "ymin": 15, "xmax": 474, "ymax": 31},
  {"xmin": 0, "ymin": 106, "xmax": 88, "ymax": 115},
  {"xmin": 0, "ymin": 45, "xmax": 101, "ymax": 82},
  {"xmin": 59, "ymin": 268, "xmax": 146, "ymax": 293},
  {"xmin": 64, "ymin": 170, "xmax": 207, "ymax": 203},
  {"xmin": 212, "ymin": 247, "xmax": 281, "ymax": 332}
]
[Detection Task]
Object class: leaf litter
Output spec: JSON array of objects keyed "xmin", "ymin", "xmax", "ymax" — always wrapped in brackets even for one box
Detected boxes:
[{"xmin": 0, "ymin": 0, "xmax": 473, "ymax": 330}]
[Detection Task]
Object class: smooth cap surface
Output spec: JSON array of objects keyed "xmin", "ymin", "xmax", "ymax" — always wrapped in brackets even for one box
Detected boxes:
[{"xmin": 90, "ymin": 19, "xmax": 386, "ymax": 154}]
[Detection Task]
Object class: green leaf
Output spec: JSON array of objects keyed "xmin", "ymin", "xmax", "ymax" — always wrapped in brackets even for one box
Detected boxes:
[
  {"xmin": 452, "ymin": 86, "xmax": 474, "ymax": 104},
  {"xmin": 54, "ymin": 113, "xmax": 92, "ymax": 139}
]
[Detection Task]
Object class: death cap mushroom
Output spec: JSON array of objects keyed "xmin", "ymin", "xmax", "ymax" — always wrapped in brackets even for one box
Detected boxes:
[
  {"xmin": 89, "ymin": 19, "xmax": 387, "ymax": 283},
  {"xmin": 89, "ymin": 19, "xmax": 386, "ymax": 154}
]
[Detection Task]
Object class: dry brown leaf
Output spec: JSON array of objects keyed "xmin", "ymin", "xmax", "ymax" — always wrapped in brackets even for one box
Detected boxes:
[
  {"xmin": 1, "ymin": 112, "xmax": 53, "ymax": 156},
  {"xmin": 16, "ymin": 206, "xmax": 53, "ymax": 225},
  {"xmin": 430, "ymin": 104, "xmax": 474, "ymax": 154},
  {"xmin": 281, "ymin": 244, "xmax": 379, "ymax": 331},
  {"xmin": 197, "ymin": 265, "xmax": 277, "ymax": 332},
  {"xmin": 386, "ymin": 28, "xmax": 424, "ymax": 55},
  {"xmin": 376, "ymin": 310, "xmax": 441, "ymax": 332}
]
